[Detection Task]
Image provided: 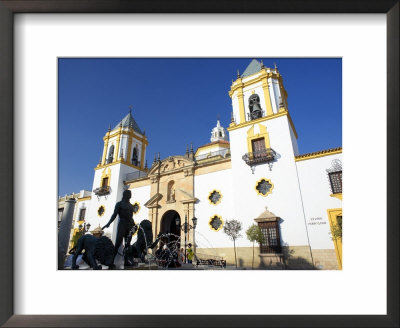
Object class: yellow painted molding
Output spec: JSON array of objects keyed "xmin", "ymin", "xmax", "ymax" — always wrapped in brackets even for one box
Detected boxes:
[
  {"xmin": 114, "ymin": 135, "xmax": 121, "ymax": 163},
  {"xmin": 100, "ymin": 168, "xmax": 112, "ymax": 186},
  {"xmin": 195, "ymin": 142, "xmax": 230, "ymax": 156},
  {"xmin": 126, "ymin": 136, "xmax": 133, "ymax": 166},
  {"xmin": 101, "ymin": 138, "xmax": 109, "ymax": 166},
  {"xmin": 261, "ymin": 78, "xmax": 274, "ymax": 116},
  {"xmin": 246, "ymin": 124, "xmax": 271, "ymax": 154},
  {"xmin": 208, "ymin": 214, "xmax": 224, "ymax": 232},
  {"xmin": 95, "ymin": 160, "xmax": 143, "ymax": 171},
  {"xmin": 330, "ymin": 193, "xmax": 342, "ymax": 200},
  {"xmin": 327, "ymin": 208, "xmax": 342, "ymax": 270},
  {"xmin": 77, "ymin": 196, "xmax": 91, "ymax": 202},
  {"xmin": 140, "ymin": 142, "xmax": 146, "ymax": 169},
  {"xmin": 255, "ymin": 178, "xmax": 274, "ymax": 197},
  {"xmin": 108, "ymin": 130, "xmax": 148, "ymax": 145},
  {"xmin": 208, "ymin": 189, "xmax": 223, "ymax": 206},
  {"xmin": 237, "ymin": 89, "xmax": 246, "ymax": 124},
  {"xmin": 295, "ymin": 147, "xmax": 342, "ymax": 162},
  {"xmin": 228, "ymin": 111, "xmax": 289, "ymax": 131},
  {"xmin": 231, "ymin": 70, "xmax": 281, "ymax": 89}
]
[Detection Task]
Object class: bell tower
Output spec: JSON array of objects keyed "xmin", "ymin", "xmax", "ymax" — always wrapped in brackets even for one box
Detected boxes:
[
  {"xmin": 227, "ymin": 59, "xmax": 310, "ymax": 251},
  {"xmin": 229, "ymin": 59, "xmax": 289, "ymax": 125},
  {"xmin": 87, "ymin": 110, "xmax": 148, "ymax": 241}
]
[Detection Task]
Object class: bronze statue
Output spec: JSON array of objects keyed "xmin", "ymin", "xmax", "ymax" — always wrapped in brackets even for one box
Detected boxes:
[
  {"xmin": 125, "ymin": 219, "xmax": 154, "ymax": 264},
  {"xmin": 248, "ymin": 94, "xmax": 263, "ymax": 119},
  {"xmin": 71, "ymin": 234, "xmax": 115, "ymax": 270},
  {"xmin": 102, "ymin": 189, "xmax": 136, "ymax": 266}
]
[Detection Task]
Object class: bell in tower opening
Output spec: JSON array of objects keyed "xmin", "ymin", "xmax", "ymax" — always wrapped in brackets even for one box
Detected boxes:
[{"xmin": 248, "ymin": 94, "xmax": 263, "ymax": 120}]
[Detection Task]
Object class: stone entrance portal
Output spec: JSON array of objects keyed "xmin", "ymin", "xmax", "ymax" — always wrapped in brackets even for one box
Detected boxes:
[{"xmin": 160, "ymin": 210, "xmax": 181, "ymax": 247}]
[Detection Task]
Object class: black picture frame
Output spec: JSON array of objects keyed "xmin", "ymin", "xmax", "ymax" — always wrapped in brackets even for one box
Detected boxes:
[{"xmin": 0, "ymin": 1, "xmax": 398, "ymax": 327}]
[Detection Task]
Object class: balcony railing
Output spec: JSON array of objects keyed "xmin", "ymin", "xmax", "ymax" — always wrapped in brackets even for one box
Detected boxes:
[
  {"xmin": 242, "ymin": 148, "xmax": 276, "ymax": 166},
  {"xmin": 125, "ymin": 170, "xmax": 148, "ymax": 181},
  {"xmin": 93, "ymin": 185, "xmax": 111, "ymax": 196},
  {"xmin": 195, "ymin": 149, "xmax": 231, "ymax": 162}
]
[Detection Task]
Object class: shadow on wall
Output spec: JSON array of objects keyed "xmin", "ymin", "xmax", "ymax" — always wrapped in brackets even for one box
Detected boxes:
[{"xmin": 281, "ymin": 247, "xmax": 315, "ymax": 270}]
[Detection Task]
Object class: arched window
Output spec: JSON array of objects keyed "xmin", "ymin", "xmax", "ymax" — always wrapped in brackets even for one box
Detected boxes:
[
  {"xmin": 167, "ymin": 180, "xmax": 175, "ymax": 202},
  {"xmin": 107, "ymin": 145, "xmax": 114, "ymax": 163},
  {"xmin": 132, "ymin": 146, "xmax": 138, "ymax": 166}
]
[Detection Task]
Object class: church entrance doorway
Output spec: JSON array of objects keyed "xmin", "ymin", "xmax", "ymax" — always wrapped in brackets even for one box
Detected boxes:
[{"xmin": 160, "ymin": 210, "xmax": 181, "ymax": 249}]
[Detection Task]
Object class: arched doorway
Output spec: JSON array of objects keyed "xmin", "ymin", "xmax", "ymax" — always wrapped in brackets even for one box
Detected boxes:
[{"xmin": 160, "ymin": 210, "xmax": 181, "ymax": 249}]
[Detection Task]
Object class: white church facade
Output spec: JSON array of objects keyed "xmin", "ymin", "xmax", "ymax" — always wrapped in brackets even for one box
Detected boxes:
[{"xmin": 59, "ymin": 59, "xmax": 342, "ymax": 270}]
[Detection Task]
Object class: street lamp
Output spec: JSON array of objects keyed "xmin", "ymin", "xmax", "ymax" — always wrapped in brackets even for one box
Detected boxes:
[
  {"xmin": 78, "ymin": 222, "xmax": 91, "ymax": 236},
  {"xmin": 175, "ymin": 215, "xmax": 197, "ymax": 263}
]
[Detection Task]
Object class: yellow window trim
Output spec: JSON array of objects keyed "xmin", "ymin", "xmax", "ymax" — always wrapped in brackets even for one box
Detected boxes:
[
  {"xmin": 330, "ymin": 193, "xmax": 342, "ymax": 200},
  {"xmin": 131, "ymin": 201, "xmax": 140, "ymax": 215},
  {"xmin": 100, "ymin": 168, "xmax": 111, "ymax": 186},
  {"xmin": 208, "ymin": 215, "xmax": 224, "ymax": 232},
  {"xmin": 246, "ymin": 124, "xmax": 271, "ymax": 154},
  {"xmin": 255, "ymin": 178, "xmax": 274, "ymax": 197},
  {"xmin": 327, "ymin": 208, "xmax": 342, "ymax": 270},
  {"xmin": 97, "ymin": 205, "xmax": 106, "ymax": 217},
  {"xmin": 208, "ymin": 189, "xmax": 223, "ymax": 206}
]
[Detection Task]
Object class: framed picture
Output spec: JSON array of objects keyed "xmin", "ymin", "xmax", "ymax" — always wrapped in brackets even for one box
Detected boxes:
[{"xmin": 0, "ymin": 1, "xmax": 398, "ymax": 327}]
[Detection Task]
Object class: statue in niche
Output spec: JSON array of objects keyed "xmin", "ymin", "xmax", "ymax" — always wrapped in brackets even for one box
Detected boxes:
[
  {"xmin": 248, "ymin": 94, "xmax": 263, "ymax": 120},
  {"xmin": 170, "ymin": 188, "xmax": 175, "ymax": 201}
]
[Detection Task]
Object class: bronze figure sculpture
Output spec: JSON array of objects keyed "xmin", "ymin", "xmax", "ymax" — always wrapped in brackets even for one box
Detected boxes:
[
  {"xmin": 71, "ymin": 234, "xmax": 115, "ymax": 270},
  {"xmin": 102, "ymin": 189, "xmax": 137, "ymax": 266}
]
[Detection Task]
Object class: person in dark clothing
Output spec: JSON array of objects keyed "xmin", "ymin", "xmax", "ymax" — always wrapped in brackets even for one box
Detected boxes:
[{"xmin": 102, "ymin": 189, "xmax": 137, "ymax": 266}]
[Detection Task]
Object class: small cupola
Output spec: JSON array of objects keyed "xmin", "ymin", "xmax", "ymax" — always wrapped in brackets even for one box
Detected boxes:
[{"xmin": 210, "ymin": 120, "xmax": 228, "ymax": 142}]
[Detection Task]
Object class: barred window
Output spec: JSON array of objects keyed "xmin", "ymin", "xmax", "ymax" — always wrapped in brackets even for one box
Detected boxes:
[
  {"xmin": 258, "ymin": 221, "xmax": 281, "ymax": 254},
  {"xmin": 329, "ymin": 171, "xmax": 342, "ymax": 194}
]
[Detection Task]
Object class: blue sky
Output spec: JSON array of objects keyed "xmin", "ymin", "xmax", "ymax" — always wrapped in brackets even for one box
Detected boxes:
[{"xmin": 58, "ymin": 58, "xmax": 342, "ymax": 196}]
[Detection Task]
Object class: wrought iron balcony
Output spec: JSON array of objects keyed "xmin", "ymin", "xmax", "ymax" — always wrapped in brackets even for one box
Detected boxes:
[
  {"xmin": 93, "ymin": 185, "xmax": 111, "ymax": 196},
  {"xmin": 242, "ymin": 148, "xmax": 276, "ymax": 166}
]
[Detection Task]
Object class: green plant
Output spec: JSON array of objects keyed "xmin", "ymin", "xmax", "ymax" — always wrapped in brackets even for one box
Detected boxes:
[
  {"xmin": 223, "ymin": 219, "xmax": 242, "ymax": 268},
  {"xmin": 245, "ymin": 224, "xmax": 264, "ymax": 269}
]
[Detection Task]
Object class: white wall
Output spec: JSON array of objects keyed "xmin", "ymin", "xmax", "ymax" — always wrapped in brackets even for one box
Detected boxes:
[
  {"xmin": 129, "ymin": 184, "xmax": 151, "ymax": 225},
  {"xmin": 229, "ymin": 115, "xmax": 311, "ymax": 248},
  {"xmin": 194, "ymin": 168, "xmax": 235, "ymax": 249},
  {"xmin": 295, "ymin": 153, "xmax": 342, "ymax": 249}
]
